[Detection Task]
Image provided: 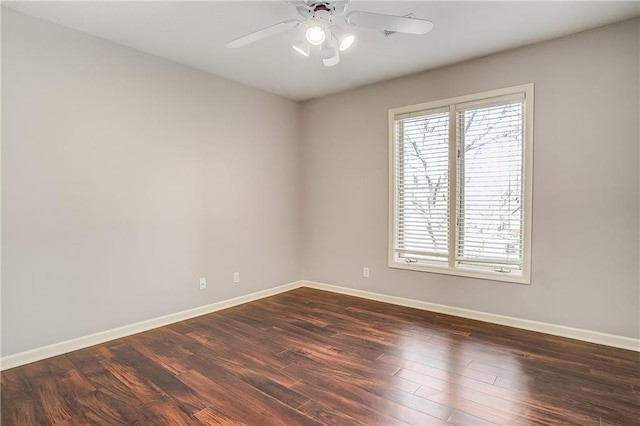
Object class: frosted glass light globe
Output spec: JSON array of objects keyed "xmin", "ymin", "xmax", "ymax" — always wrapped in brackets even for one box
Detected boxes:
[{"xmin": 306, "ymin": 25, "xmax": 326, "ymax": 46}]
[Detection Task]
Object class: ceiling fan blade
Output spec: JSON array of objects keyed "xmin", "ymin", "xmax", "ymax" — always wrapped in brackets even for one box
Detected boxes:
[
  {"xmin": 333, "ymin": 1, "xmax": 350, "ymax": 16},
  {"xmin": 346, "ymin": 11, "xmax": 433, "ymax": 35},
  {"xmin": 226, "ymin": 19, "xmax": 301, "ymax": 49}
]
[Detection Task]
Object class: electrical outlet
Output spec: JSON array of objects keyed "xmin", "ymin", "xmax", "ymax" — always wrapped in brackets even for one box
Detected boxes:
[
  {"xmin": 233, "ymin": 272, "xmax": 240, "ymax": 283},
  {"xmin": 199, "ymin": 277, "xmax": 207, "ymax": 290},
  {"xmin": 363, "ymin": 267, "xmax": 370, "ymax": 278}
]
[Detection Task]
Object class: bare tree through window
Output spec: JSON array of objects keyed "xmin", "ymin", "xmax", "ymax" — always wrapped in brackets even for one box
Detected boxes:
[{"xmin": 396, "ymin": 101, "xmax": 524, "ymax": 269}]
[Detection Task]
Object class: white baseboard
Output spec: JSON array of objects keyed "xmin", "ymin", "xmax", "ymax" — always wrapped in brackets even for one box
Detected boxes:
[
  {"xmin": 301, "ymin": 280, "xmax": 640, "ymax": 352},
  {"xmin": 3, "ymin": 278, "xmax": 637, "ymax": 370},
  {"xmin": 0, "ymin": 281, "xmax": 302, "ymax": 371}
]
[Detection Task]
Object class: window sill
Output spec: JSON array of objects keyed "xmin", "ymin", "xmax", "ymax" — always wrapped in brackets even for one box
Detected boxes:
[{"xmin": 389, "ymin": 261, "xmax": 531, "ymax": 285}]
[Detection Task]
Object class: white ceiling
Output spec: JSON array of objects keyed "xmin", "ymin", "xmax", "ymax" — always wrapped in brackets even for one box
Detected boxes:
[{"xmin": 4, "ymin": 1, "xmax": 640, "ymax": 101}]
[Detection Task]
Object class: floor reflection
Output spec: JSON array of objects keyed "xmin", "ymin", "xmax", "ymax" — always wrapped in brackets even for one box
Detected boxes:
[{"xmin": 391, "ymin": 322, "xmax": 532, "ymax": 424}]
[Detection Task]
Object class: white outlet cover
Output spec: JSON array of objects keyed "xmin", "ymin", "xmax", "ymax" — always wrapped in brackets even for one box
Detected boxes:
[
  {"xmin": 233, "ymin": 272, "xmax": 240, "ymax": 283},
  {"xmin": 199, "ymin": 277, "xmax": 206, "ymax": 290}
]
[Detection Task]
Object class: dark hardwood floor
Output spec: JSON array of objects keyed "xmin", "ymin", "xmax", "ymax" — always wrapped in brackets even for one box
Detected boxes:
[{"xmin": 2, "ymin": 287, "xmax": 639, "ymax": 425}]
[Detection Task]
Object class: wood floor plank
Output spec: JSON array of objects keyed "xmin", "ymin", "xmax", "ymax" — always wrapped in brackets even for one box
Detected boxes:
[
  {"xmin": 1, "ymin": 368, "xmax": 33, "ymax": 397},
  {"xmin": 2, "ymin": 287, "xmax": 638, "ymax": 425},
  {"xmin": 122, "ymin": 328, "xmax": 195, "ymax": 376},
  {"xmin": 178, "ymin": 369, "xmax": 321, "ymax": 425},
  {"xmin": 65, "ymin": 347, "xmax": 155, "ymax": 424},
  {"xmin": 290, "ymin": 380, "xmax": 412, "ymax": 425},
  {"xmin": 447, "ymin": 409, "xmax": 499, "ymax": 426},
  {"xmin": 70, "ymin": 391, "xmax": 129, "ymax": 425},
  {"xmin": 185, "ymin": 329, "xmax": 300, "ymax": 387},
  {"xmin": 297, "ymin": 399, "xmax": 365, "ymax": 426},
  {"xmin": 193, "ymin": 405, "xmax": 247, "ymax": 425},
  {"xmin": 381, "ymin": 352, "xmax": 499, "ymax": 385},
  {"xmin": 1, "ymin": 397, "xmax": 39, "ymax": 425},
  {"xmin": 285, "ymin": 362, "xmax": 453, "ymax": 424},
  {"xmin": 95, "ymin": 353, "xmax": 195, "ymax": 424},
  {"xmin": 107, "ymin": 342, "xmax": 205, "ymax": 415},
  {"xmin": 412, "ymin": 376, "xmax": 549, "ymax": 424},
  {"xmin": 29, "ymin": 377, "xmax": 79, "ymax": 424}
]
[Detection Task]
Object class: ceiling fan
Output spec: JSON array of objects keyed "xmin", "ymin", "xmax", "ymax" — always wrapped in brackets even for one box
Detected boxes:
[{"xmin": 226, "ymin": 0, "xmax": 433, "ymax": 67}]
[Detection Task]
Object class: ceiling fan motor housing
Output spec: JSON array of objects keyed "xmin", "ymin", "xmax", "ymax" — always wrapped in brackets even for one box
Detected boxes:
[
  {"xmin": 297, "ymin": 1, "xmax": 345, "ymax": 19},
  {"xmin": 313, "ymin": 9, "xmax": 334, "ymax": 25}
]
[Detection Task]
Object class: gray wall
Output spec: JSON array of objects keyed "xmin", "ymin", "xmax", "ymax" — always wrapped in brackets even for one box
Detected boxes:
[
  {"xmin": 301, "ymin": 18, "xmax": 640, "ymax": 339},
  {"xmin": 3, "ymin": 9, "xmax": 638, "ymax": 359},
  {"xmin": 2, "ymin": 9, "xmax": 301, "ymax": 356}
]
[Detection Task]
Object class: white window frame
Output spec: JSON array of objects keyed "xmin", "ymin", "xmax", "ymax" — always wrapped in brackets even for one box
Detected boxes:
[{"xmin": 388, "ymin": 84, "xmax": 534, "ymax": 284}]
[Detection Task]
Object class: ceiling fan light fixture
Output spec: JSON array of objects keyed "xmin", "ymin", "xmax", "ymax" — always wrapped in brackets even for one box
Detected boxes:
[
  {"xmin": 338, "ymin": 34, "xmax": 355, "ymax": 51},
  {"xmin": 305, "ymin": 25, "xmax": 326, "ymax": 45},
  {"xmin": 322, "ymin": 36, "xmax": 340, "ymax": 67},
  {"xmin": 330, "ymin": 26, "xmax": 355, "ymax": 52},
  {"xmin": 292, "ymin": 40, "xmax": 310, "ymax": 57},
  {"xmin": 322, "ymin": 51, "xmax": 340, "ymax": 67},
  {"xmin": 319, "ymin": 38, "xmax": 337, "ymax": 59}
]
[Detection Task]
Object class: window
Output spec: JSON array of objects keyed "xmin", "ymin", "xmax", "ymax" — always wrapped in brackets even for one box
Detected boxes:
[{"xmin": 389, "ymin": 84, "xmax": 533, "ymax": 284}]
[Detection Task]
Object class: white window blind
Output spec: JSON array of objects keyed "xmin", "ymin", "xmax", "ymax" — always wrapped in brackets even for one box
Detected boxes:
[
  {"xmin": 456, "ymin": 99, "xmax": 524, "ymax": 272},
  {"xmin": 389, "ymin": 84, "xmax": 533, "ymax": 284},
  {"xmin": 394, "ymin": 108, "xmax": 449, "ymax": 263}
]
